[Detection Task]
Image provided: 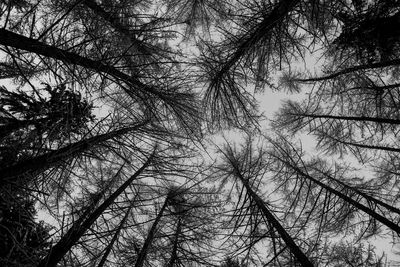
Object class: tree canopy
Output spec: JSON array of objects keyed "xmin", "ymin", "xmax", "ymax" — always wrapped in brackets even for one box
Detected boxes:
[{"xmin": 0, "ymin": 0, "xmax": 400, "ymax": 266}]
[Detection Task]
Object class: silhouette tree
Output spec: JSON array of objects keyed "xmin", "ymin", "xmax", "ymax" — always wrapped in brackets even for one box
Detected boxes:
[
  {"xmin": 0, "ymin": 2, "xmax": 201, "ymax": 134},
  {"xmin": 333, "ymin": 1, "xmax": 400, "ymax": 63},
  {"xmin": 134, "ymin": 195, "xmax": 170, "ymax": 267},
  {"xmin": 267, "ymin": 136, "xmax": 400, "ymax": 239},
  {"xmin": 0, "ymin": 189, "xmax": 52, "ymax": 266},
  {"xmin": 159, "ymin": 185, "xmax": 220, "ymax": 267},
  {"xmin": 198, "ymin": 0, "xmax": 300, "ymax": 128},
  {"xmin": 0, "ymin": 84, "xmax": 93, "ymax": 141},
  {"xmin": 0, "ymin": 119, "xmax": 150, "ymax": 183},
  {"xmin": 215, "ymin": 139, "xmax": 313, "ymax": 266},
  {"xmin": 38, "ymin": 148, "xmax": 156, "ymax": 267},
  {"xmin": 3, "ymin": 0, "xmax": 400, "ymax": 265}
]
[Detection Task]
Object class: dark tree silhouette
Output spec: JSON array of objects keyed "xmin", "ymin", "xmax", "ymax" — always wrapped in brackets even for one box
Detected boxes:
[
  {"xmin": 267, "ymin": 136, "xmax": 400, "ymax": 237},
  {"xmin": 0, "ymin": 189, "xmax": 52, "ymax": 266},
  {"xmin": 0, "ymin": 84, "xmax": 93, "ymax": 140},
  {"xmin": 215, "ymin": 140, "xmax": 313, "ymax": 266},
  {"xmin": 2, "ymin": 0, "xmax": 400, "ymax": 265},
  {"xmin": 0, "ymin": 120, "xmax": 150, "ymax": 183},
  {"xmin": 38, "ymin": 149, "xmax": 156, "ymax": 267}
]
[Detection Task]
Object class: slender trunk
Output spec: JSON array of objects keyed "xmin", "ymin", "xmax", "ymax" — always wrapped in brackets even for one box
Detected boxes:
[
  {"xmin": 82, "ymin": 0, "xmax": 146, "ymax": 51},
  {"xmin": 216, "ymin": 0, "xmax": 298, "ymax": 75},
  {"xmin": 237, "ymin": 176, "xmax": 314, "ymax": 266},
  {"xmin": 0, "ymin": 120, "xmax": 148, "ymax": 182},
  {"xmin": 82, "ymin": 0, "xmax": 132, "ymax": 37},
  {"xmin": 316, "ymin": 169, "xmax": 400, "ymax": 216},
  {"xmin": 327, "ymin": 134, "xmax": 400, "ymax": 153},
  {"xmin": 38, "ymin": 151, "xmax": 155, "ymax": 267},
  {"xmin": 0, "ymin": 29, "xmax": 159, "ymax": 97},
  {"xmin": 77, "ymin": 165, "xmax": 125, "ymax": 226},
  {"xmin": 135, "ymin": 198, "xmax": 169, "ymax": 267},
  {"xmin": 348, "ymin": 82, "xmax": 400, "ymax": 92},
  {"xmin": 223, "ymin": 146, "xmax": 313, "ymax": 266},
  {"xmin": 293, "ymin": 58, "xmax": 400, "ymax": 83},
  {"xmin": 166, "ymin": 217, "xmax": 182, "ymax": 267},
  {"xmin": 37, "ymin": 0, "xmax": 85, "ymax": 40},
  {"xmin": 290, "ymin": 112, "xmax": 400, "ymax": 125},
  {"xmin": 97, "ymin": 205, "xmax": 133, "ymax": 267},
  {"xmin": 81, "ymin": 0, "xmax": 165, "ymax": 67},
  {"xmin": 284, "ymin": 161, "xmax": 400, "ymax": 234}
]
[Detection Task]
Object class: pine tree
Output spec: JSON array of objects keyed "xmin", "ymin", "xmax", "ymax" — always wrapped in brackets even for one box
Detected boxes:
[
  {"xmin": 3, "ymin": 0, "xmax": 400, "ymax": 265},
  {"xmin": 215, "ymin": 139, "xmax": 313, "ymax": 266}
]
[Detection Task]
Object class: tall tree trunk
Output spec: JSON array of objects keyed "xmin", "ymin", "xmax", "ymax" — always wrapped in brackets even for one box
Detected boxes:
[
  {"xmin": 82, "ymin": 0, "xmax": 130, "ymax": 35},
  {"xmin": 166, "ymin": 217, "xmax": 182, "ymax": 267},
  {"xmin": 293, "ymin": 58, "xmax": 400, "ymax": 83},
  {"xmin": 81, "ymin": 0, "xmax": 152, "ymax": 57},
  {"xmin": 97, "ymin": 205, "xmax": 133, "ymax": 267},
  {"xmin": 135, "ymin": 197, "xmax": 169, "ymax": 267},
  {"xmin": 326, "ymin": 134, "xmax": 400, "ymax": 153},
  {"xmin": 290, "ymin": 112, "xmax": 400, "ymax": 125},
  {"xmin": 38, "ymin": 150, "xmax": 155, "ymax": 267},
  {"xmin": 222, "ymin": 144, "xmax": 313, "ymax": 266},
  {"xmin": 215, "ymin": 0, "xmax": 299, "ymax": 75},
  {"xmin": 237, "ymin": 175, "xmax": 314, "ymax": 267},
  {"xmin": 314, "ymin": 167, "xmax": 400, "ymax": 216},
  {"xmin": 281, "ymin": 159, "xmax": 400, "ymax": 234},
  {"xmin": 0, "ymin": 29, "xmax": 160, "ymax": 97},
  {"xmin": 0, "ymin": 120, "xmax": 148, "ymax": 182}
]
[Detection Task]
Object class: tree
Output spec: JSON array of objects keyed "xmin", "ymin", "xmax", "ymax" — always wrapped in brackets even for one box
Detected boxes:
[
  {"xmin": 214, "ymin": 139, "xmax": 313, "ymax": 266},
  {"xmin": 134, "ymin": 193, "xmax": 170, "ymax": 267},
  {"xmin": 38, "ymin": 148, "xmax": 156, "ymax": 267},
  {"xmin": 159, "ymin": 185, "xmax": 220, "ymax": 267},
  {"xmin": 0, "ymin": 189, "xmax": 52, "ymax": 266},
  {"xmin": 110, "ymin": 180, "xmax": 220, "ymax": 266},
  {"xmin": 198, "ymin": 0, "xmax": 300, "ymax": 128},
  {"xmin": 0, "ymin": 84, "xmax": 94, "ymax": 151},
  {"xmin": 220, "ymin": 257, "xmax": 248, "ymax": 267},
  {"xmin": 0, "ymin": 3, "xmax": 201, "ymax": 135},
  {"xmin": 333, "ymin": 1, "xmax": 400, "ymax": 63},
  {"xmin": 0, "ymin": 82, "xmax": 92, "ymax": 266},
  {"xmin": 273, "ymin": 94, "xmax": 400, "ymax": 161},
  {"xmin": 3, "ymin": 0, "xmax": 400, "ymax": 265},
  {"xmin": 324, "ymin": 241, "xmax": 385, "ymax": 266},
  {"xmin": 0, "ymin": 120, "xmax": 150, "ymax": 183},
  {"xmin": 267, "ymin": 136, "xmax": 400, "ymax": 241}
]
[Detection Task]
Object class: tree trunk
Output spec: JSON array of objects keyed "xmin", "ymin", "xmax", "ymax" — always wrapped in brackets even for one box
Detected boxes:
[
  {"xmin": 238, "ymin": 175, "xmax": 314, "ymax": 266},
  {"xmin": 216, "ymin": 0, "xmax": 299, "ymax": 75},
  {"xmin": 82, "ymin": 0, "xmax": 132, "ymax": 36},
  {"xmin": 0, "ymin": 29, "xmax": 159, "ymax": 97},
  {"xmin": 38, "ymin": 150, "xmax": 155, "ymax": 267},
  {"xmin": 314, "ymin": 168, "xmax": 400, "ymax": 216},
  {"xmin": 326, "ymin": 134, "xmax": 400, "ymax": 153},
  {"xmin": 166, "ymin": 217, "xmax": 182, "ymax": 267},
  {"xmin": 222, "ymin": 145, "xmax": 313, "ymax": 266},
  {"xmin": 97, "ymin": 205, "xmax": 133, "ymax": 267},
  {"xmin": 135, "ymin": 197, "xmax": 169, "ymax": 267},
  {"xmin": 290, "ymin": 112, "xmax": 400, "ymax": 125},
  {"xmin": 293, "ymin": 58, "xmax": 400, "ymax": 83},
  {"xmin": 81, "ymin": 0, "xmax": 150, "ymax": 55},
  {"xmin": 0, "ymin": 120, "xmax": 148, "ymax": 182},
  {"xmin": 283, "ymin": 160, "xmax": 400, "ymax": 234}
]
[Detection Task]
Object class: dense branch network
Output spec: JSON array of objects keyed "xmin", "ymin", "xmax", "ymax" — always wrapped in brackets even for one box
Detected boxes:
[{"xmin": 1, "ymin": 0, "xmax": 400, "ymax": 266}]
